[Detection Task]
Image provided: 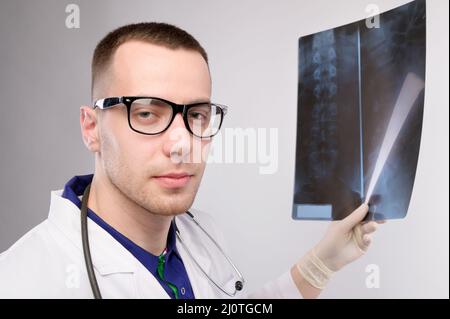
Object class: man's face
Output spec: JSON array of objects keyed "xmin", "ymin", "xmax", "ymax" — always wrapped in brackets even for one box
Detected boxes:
[{"xmin": 93, "ymin": 41, "xmax": 212, "ymax": 216}]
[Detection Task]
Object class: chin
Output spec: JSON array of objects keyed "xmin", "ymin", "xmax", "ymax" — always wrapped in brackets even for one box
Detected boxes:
[
  {"xmin": 156, "ymin": 203, "xmax": 192, "ymax": 216},
  {"xmin": 153, "ymin": 193, "xmax": 195, "ymax": 216}
]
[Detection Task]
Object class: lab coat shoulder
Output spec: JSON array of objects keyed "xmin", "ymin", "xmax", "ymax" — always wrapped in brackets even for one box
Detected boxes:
[
  {"xmin": 185, "ymin": 208, "xmax": 226, "ymax": 244},
  {"xmin": 0, "ymin": 218, "xmax": 84, "ymax": 298}
]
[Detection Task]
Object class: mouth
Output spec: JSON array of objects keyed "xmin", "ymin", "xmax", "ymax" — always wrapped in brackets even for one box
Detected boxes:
[{"xmin": 153, "ymin": 172, "xmax": 194, "ymax": 189}]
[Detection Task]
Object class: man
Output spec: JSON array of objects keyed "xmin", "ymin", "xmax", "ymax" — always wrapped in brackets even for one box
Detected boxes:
[{"xmin": 0, "ymin": 22, "xmax": 382, "ymax": 298}]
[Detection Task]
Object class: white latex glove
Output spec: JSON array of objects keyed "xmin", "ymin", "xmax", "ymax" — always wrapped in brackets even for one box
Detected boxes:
[
  {"xmin": 296, "ymin": 204, "xmax": 383, "ymax": 289},
  {"xmin": 314, "ymin": 203, "xmax": 382, "ymax": 271}
]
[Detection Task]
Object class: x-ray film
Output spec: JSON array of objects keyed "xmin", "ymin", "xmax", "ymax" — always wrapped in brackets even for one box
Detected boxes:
[{"xmin": 292, "ymin": 0, "xmax": 426, "ymax": 220}]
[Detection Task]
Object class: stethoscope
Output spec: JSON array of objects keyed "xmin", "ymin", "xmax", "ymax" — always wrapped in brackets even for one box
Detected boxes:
[{"xmin": 80, "ymin": 183, "xmax": 245, "ymax": 299}]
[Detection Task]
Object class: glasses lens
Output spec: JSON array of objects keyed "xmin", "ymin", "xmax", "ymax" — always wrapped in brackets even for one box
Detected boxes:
[
  {"xmin": 187, "ymin": 103, "xmax": 223, "ymax": 138},
  {"xmin": 129, "ymin": 98, "xmax": 173, "ymax": 134}
]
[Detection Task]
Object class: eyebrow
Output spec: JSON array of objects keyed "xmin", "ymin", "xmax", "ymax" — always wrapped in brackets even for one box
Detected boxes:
[
  {"xmin": 187, "ymin": 98, "xmax": 211, "ymax": 104},
  {"xmin": 134, "ymin": 94, "xmax": 210, "ymax": 105}
]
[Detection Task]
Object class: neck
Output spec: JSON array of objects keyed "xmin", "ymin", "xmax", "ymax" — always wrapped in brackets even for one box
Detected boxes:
[{"xmin": 87, "ymin": 173, "xmax": 173, "ymax": 256}]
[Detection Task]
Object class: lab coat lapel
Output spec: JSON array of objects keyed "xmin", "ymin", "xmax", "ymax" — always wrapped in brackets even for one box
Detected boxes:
[
  {"xmin": 133, "ymin": 261, "xmax": 170, "ymax": 299},
  {"xmin": 174, "ymin": 214, "xmax": 218, "ymax": 299}
]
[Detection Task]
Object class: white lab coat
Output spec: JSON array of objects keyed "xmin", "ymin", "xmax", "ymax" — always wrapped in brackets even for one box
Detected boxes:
[{"xmin": 0, "ymin": 189, "xmax": 302, "ymax": 299}]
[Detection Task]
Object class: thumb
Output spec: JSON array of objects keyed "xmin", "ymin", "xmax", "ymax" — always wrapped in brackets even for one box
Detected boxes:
[{"xmin": 341, "ymin": 203, "xmax": 369, "ymax": 231}]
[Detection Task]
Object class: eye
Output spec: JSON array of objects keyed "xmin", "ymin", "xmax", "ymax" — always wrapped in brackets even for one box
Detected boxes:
[
  {"xmin": 132, "ymin": 108, "xmax": 161, "ymax": 124},
  {"xmin": 189, "ymin": 111, "xmax": 207, "ymax": 120},
  {"xmin": 137, "ymin": 111, "xmax": 153, "ymax": 118},
  {"xmin": 188, "ymin": 105, "xmax": 211, "ymax": 122}
]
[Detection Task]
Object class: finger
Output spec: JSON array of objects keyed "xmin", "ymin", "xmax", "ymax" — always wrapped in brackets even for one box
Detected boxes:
[
  {"xmin": 361, "ymin": 221, "xmax": 379, "ymax": 234},
  {"xmin": 341, "ymin": 203, "xmax": 369, "ymax": 231},
  {"xmin": 376, "ymin": 220, "xmax": 387, "ymax": 224},
  {"xmin": 352, "ymin": 224, "xmax": 367, "ymax": 253},
  {"xmin": 362, "ymin": 233, "xmax": 373, "ymax": 246}
]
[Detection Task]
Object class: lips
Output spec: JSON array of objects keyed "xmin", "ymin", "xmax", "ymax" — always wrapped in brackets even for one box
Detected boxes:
[{"xmin": 153, "ymin": 172, "xmax": 193, "ymax": 188}]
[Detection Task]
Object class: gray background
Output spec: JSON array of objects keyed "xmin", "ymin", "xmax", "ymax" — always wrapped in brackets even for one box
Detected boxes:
[{"xmin": 0, "ymin": 0, "xmax": 448, "ymax": 298}]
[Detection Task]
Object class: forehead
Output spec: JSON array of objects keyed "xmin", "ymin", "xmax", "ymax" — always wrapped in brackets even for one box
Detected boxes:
[{"xmin": 106, "ymin": 40, "xmax": 211, "ymax": 103}]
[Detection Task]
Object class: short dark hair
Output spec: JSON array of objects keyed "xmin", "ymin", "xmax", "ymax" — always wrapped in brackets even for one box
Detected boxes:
[{"xmin": 91, "ymin": 22, "xmax": 208, "ymax": 98}]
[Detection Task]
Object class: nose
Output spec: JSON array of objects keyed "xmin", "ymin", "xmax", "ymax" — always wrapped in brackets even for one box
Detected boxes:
[{"xmin": 162, "ymin": 113, "xmax": 192, "ymax": 164}]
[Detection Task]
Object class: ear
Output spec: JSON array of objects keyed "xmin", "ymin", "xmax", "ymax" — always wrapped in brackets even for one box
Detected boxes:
[{"xmin": 80, "ymin": 106, "xmax": 100, "ymax": 152}]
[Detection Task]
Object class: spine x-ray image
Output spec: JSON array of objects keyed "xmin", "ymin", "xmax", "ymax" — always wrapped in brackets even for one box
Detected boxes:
[{"xmin": 292, "ymin": 0, "xmax": 426, "ymax": 220}]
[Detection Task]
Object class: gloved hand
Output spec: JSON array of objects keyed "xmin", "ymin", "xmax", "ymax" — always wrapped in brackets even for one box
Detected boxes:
[{"xmin": 296, "ymin": 204, "xmax": 383, "ymax": 289}]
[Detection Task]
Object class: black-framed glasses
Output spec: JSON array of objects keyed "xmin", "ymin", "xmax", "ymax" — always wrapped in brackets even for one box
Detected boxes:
[{"xmin": 93, "ymin": 96, "xmax": 228, "ymax": 139}]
